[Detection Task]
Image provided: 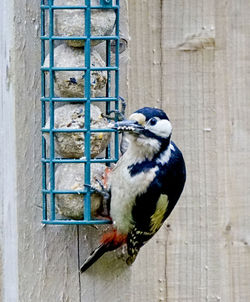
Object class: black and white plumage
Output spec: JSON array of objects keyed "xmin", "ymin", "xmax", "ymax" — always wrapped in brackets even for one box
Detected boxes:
[{"xmin": 80, "ymin": 107, "xmax": 186, "ymax": 272}]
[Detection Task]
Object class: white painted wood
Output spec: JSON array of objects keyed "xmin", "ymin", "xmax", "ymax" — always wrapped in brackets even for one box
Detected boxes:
[{"xmin": 0, "ymin": 0, "xmax": 18, "ymax": 301}]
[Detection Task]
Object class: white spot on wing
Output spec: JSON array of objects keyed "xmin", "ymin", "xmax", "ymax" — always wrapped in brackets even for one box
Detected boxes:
[{"xmin": 156, "ymin": 145, "xmax": 171, "ymax": 165}]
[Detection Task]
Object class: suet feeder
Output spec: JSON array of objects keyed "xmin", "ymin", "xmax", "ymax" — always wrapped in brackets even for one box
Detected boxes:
[{"xmin": 41, "ymin": 0, "xmax": 120, "ymax": 225}]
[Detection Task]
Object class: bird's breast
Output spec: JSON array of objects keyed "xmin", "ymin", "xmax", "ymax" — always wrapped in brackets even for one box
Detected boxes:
[{"xmin": 110, "ymin": 154, "xmax": 158, "ymax": 234}]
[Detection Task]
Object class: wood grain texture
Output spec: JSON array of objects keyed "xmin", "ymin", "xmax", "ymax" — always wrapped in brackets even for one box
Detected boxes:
[
  {"xmin": 127, "ymin": 0, "xmax": 163, "ymax": 113},
  {"xmin": 127, "ymin": 0, "xmax": 250, "ymax": 301}
]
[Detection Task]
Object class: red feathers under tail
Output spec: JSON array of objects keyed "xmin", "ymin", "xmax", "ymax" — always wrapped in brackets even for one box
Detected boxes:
[{"xmin": 80, "ymin": 230, "xmax": 127, "ymax": 273}]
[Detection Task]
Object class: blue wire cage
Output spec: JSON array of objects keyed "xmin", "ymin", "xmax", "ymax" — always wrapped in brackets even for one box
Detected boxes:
[{"xmin": 41, "ymin": 0, "xmax": 120, "ymax": 225}]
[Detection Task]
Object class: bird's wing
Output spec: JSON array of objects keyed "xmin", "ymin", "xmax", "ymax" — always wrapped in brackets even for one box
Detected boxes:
[
  {"xmin": 126, "ymin": 143, "xmax": 186, "ymax": 262},
  {"xmin": 160, "ymin": 142, "xmax": 186, "ymax": 220},
  {"xmin": 125, "ymin": 176, "xmax": 166, "ymax": 260}
]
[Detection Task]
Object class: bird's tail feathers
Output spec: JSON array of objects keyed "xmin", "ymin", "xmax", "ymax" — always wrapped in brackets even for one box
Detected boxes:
[{"xmin": 80, "ymin": 243, "xmax": 108, "ymax": 273}]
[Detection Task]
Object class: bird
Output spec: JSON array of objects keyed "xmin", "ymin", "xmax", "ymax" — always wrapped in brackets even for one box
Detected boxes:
[{"xmin": 80, "ymin": 107, "xmax": 186, "ymax": 272}]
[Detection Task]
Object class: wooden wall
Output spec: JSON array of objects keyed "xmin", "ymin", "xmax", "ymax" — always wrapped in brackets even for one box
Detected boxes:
[
  {"xmin": 1, "ymin": 0, "xmax": 250, "ymax": 301},
  {"xmin": 128, "ymin": 1, "xmax": 250, "ymax": 301}
]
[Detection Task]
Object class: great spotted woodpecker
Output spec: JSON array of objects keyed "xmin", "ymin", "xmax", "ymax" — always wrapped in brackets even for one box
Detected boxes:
[{"xmin": 80, "ymin": 107, "xmax": 186, "ymax": 272}]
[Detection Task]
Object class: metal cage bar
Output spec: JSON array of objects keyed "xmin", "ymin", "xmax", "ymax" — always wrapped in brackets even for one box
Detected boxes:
[
  {"xmin": 48, "ymin": 0, "xmax": 56, "ymax": 221},
  {"xmin": 40, "ymin": 5, "xmax": 119, "ymax": 9},
  {"xmin": 114, "ymin": 0, "xmax": 120, "ymax": 160},
  {"xmin": 84, "ymin": 0, "xmax": 91, "ymax": 222},
  {"xmin": 41, "ymin": 0, "xmax": 47, "ymax": 221},
  {"xmin": 41, "ymin": 0, "xmax": 120, "ymax": 225}
]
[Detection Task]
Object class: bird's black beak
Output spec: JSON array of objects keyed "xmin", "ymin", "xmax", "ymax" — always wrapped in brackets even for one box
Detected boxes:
[{"xmin": 112, "ymin": 120, "xmax": 144, "ymax": 135}]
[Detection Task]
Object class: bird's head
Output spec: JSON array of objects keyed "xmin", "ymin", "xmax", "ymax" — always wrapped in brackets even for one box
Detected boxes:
[{"xmin": 113, "ymin": 107, "xmax": 172, "ymax": 156}]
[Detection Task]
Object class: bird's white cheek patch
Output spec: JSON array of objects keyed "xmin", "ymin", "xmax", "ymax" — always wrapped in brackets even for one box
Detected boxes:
[{"xmin": 147, "ymin": 120, "xmax": 172, "ymax": 138}]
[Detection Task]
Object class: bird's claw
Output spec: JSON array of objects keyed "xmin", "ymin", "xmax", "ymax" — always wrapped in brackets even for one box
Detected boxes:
[
  {"xmin": 94, "ymin": 178, "xmax": 110, "ymax": 201},
  {"xmin": 84, "ymin": 181, "xmax": 111, "ymax": 217}
]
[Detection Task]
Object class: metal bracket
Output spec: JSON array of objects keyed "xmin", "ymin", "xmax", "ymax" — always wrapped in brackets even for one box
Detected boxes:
[{"xmin": 100, "ymin": 0, "xmax": 112, "ymax": 7}]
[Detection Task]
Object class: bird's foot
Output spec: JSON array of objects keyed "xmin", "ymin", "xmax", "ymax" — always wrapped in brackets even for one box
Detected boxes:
[{"xmin": 84, "ymin": 180, "xmax": 110, "ymax": 217}]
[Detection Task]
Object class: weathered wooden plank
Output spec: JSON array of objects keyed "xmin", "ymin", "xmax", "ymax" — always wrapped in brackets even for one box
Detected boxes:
[
  {"xmin": 160, "ymin": 1, "xmax": 218, "ymax": 300},
  {"xmin": 127, "ymin": 0, "xmax": 163, "ymax": 114},
  {"xmin": 126, "ymin": 0, "xmax": 250, "ymax": 301},
  {"xmin": 12, "ymin": 1, "xmax": 81, "ymax": 301},
  {"xmin": 159, "ymin": 0, "xmax": 250, "ymax": 301},
  {"xmin": 215, "ymin": 1, "xmax": 250, "ymax": 301}
]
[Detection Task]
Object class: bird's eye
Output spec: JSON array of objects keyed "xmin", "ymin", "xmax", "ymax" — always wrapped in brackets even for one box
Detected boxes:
[{"xmin": 149, "ymin": 118, "xmax": 157, "ymax": 126}]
